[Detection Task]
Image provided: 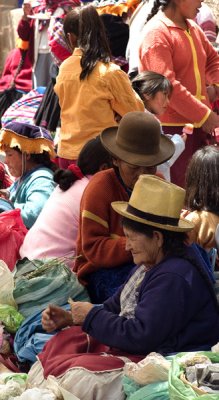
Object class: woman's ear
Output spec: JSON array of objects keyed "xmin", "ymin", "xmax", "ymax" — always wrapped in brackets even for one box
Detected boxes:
[
  {"xmin": 66, "ymin": 32, "xmax": 78, "ymax": 51},
  {"xmin": 112, "ymin": 158, "xmax": 119, "ymax": 167},
  {"xmin": 153, "ymin": 230, "xmax": 164, "ymax": 248}
]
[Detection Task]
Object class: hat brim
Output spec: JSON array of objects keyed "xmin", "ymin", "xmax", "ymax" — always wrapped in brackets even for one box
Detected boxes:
[
  {"xmin": 0, "ymin": 129, "xmax": 56, "ymax": 159},
  {"xmin": 112, "ymin": 201, "xmax": 194, "ymax": 232},
  {"xmin": 101, "ymin": 127, "xmax": 175, "ymax": 167}
]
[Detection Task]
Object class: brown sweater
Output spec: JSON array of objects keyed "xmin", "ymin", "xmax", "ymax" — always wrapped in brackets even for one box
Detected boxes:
[
  {"xmin": 74, "ymin": 168, "xmax": 132, "ymax": 283},
  {"xmin": 183, "ymin": 210, "xmax": 219, "ymax": 251}
]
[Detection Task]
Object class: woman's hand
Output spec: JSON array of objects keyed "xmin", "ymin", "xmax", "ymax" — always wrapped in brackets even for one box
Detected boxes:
[
  {"xmin": 42, "ymin": 305, "xmax": 73, "ymax": 333},
  {"xmin": 202, "ymin": 111, "xmax": 219, "ymax": 134},
  {"xmin": 70, "ymin": 301, "xmax": 93, "ymax": 326}
]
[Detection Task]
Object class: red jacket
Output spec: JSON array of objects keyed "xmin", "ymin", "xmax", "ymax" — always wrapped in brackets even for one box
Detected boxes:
[{"xmin": 139, "ymin": 12, "xmax": 219, "ymax": 127}]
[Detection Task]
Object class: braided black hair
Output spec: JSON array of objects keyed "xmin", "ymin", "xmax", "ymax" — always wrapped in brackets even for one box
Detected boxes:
[{"xmin": 146, "ymin": 0, "xmax": 170, "ymax": 23}]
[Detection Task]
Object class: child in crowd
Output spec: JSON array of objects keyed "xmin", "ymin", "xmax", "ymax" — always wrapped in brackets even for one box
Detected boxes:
[
  {"xmin": 0, "ymin": 122, "xmax": 56, "ymax": 228},
  {"xmin": 19, "ymin": 136, "xmax": 112, "ymax": 267},
  {"xmin": 131, "ymin": 71, "xmax": 187, "ymax": 181},
  {"xmin": 55, "ymin": 4, "xmax": 144, "ymax": 168},
  {"xmin": 182, "ymin": 145, "xmax": 219, "ymax": 253}
]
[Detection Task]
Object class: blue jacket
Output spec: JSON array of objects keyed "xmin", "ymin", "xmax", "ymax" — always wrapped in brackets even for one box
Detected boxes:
[
  {"xmin": 83, "ymin": 245, "xmax": 219, "ymax": 355},
  {"xmin": 10, "ymin": 167, "xmax": 56, "ymax": 228}
]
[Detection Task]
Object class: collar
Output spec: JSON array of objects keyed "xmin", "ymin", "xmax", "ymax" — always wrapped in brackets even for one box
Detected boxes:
[
  {"xmin": 73, "ymin": 48, "xmax": 82, "ymax": 56},
  {"xmin": 157, "ymin": 10, "xmax": 194, "ymax": 31}
]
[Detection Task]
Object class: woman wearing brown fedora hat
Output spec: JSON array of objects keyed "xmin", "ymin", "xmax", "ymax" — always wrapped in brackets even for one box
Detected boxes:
[
  {"xmin": 38, "ymin": 175, "xmax": 219, "ymax": 399},
  {"xmin": 74, "ymin": 111, "xmax": 175, "ymax": 303}
]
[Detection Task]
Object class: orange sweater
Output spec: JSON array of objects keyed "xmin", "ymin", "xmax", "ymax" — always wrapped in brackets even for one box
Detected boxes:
[
  {"xmin": 74, "ymin": 168, "xmax": 132, "ymax": 283},
  {"xmin": 139, "ymin": 11, "xmax": 219, "ymax": 127},
  {"xmin": 55, "ymin": 48, "xmax": 144, "ymax": 160}
]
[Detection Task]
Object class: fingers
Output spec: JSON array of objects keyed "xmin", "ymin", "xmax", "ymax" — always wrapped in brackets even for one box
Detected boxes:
[{"xmin": 42, "ymin": 305, "xmax": 58, "ymax": 332}]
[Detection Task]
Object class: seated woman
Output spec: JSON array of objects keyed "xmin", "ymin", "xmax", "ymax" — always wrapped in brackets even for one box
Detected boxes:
[
  {"xmin": 183, "ymin": 145, "xmax": 219, "ymax": 252},
  {"xmin": 0, "ymin": 121, "xmax": 56, "ymax": 228},
  {"xmin": 19, "ymin": 136, "xmax": 112, "ymax": 265},
  {"xmin": 27, "ymin": 175, "xmax": 219, "ymax": 400},
  {"xmin": 73, "ymin": 111, "xmax": 175, "ymax": 303}
]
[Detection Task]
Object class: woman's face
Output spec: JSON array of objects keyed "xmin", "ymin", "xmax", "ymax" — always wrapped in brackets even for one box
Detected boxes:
[
  {"xmin": 124, "ymin": 226, "xmax": 163, "ymax": 266},
  {"xmin": 176, "ymin": 0, "xmax": 203, "ymax": 20},
  {"xmin": 143, "ymin": 91, "xmax": 170, "ymax": 116},
  {"xmin": 4, "ymin": 147, "xmax": 23, "ymax": 178},
  {"xmin": 113, "ymin": 159, "xmax": 157, "ymax": 190}
]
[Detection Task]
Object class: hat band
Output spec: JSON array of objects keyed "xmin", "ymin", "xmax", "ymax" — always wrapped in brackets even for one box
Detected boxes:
[{"xmin": 127, "ymin": 205, "xmax": 179, "ymax": 226}]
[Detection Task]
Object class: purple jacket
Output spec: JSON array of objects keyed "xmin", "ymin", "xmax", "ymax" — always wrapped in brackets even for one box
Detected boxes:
[{"xmin": 83, "ymin": 245, "xmax": 219, "ymax": 355}]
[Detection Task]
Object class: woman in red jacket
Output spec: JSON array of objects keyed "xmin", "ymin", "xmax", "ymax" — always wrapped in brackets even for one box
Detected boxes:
[{"xmin": 138, "ymin": 0, "xmax": 219, "ymax": 187}]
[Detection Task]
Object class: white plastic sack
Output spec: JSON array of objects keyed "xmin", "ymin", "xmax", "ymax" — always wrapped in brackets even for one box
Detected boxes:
[
  {"xmin": 0, "ymin": 380, "xmax": 22, "ymax": 399},
  {"xmin": 9, "ymin": 388, "xmax": 57, "ymax": 399},
  {"xmin": 0, "ymin": 260, "xmax": 16, "ymax": 308},
  {"xmin": 124, "ymin": 352, "xmax": 171, "ymax": 385}
]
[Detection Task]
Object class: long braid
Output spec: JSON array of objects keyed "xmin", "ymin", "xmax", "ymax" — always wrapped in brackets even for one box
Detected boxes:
[{"xmin": 146, "ymin": 0, "xmax": 169, "ymax": 23}]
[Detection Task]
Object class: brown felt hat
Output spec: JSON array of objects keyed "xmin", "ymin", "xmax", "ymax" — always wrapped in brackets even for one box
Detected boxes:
[
  {"xmin": 100, "ymin": 111, "xmax": 174, "ymax": 166},
  {"xmin": 112, "ymin": 175, "xmax": 194, "ymax": 232}
]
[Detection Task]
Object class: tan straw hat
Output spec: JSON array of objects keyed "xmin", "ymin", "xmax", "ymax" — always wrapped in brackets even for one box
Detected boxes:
[
  {"xmin": 112, "ymin": 175, "xmax": 194, "ymax": 232},
  {"xmin": 100, "ymin": 111, "xmax": 175, "ymax": 166}
]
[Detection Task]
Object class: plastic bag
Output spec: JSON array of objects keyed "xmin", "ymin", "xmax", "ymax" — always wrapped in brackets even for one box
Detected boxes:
[
  {"xmin": 13, "ymin": 258, "xmax": 90, "ymax": 317},
  {"xmin": 0, "ymin": 209, "xmax": 27, "ymax": 271},
  {"xmin": 123, "ymin": 376, "xmax": 169, "ymax": 400},
  {"xmin": 0, "ymin": 260, "xmax": 16, "ymax": 307},
  {"xmin": 0, "ymin": 305, "xmax": 24, "ymax": 333},
  {"xmin": 169, "ymin": 351, "xmax": 219, "ymax": 400},
  {"xmin": 9, "ymin": 388, "xmax": 57, "ymax": 400},
  {"xmin": 124, "ymin": 352, "xmax": 171, "ymax": 385}
]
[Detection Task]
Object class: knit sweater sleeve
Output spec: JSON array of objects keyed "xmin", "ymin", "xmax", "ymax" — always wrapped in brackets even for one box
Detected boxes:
[
  {"xmin": 184, "ymin": 211, "xmax": 218, "ymax": 250},
  {"xmin": 77, "ymin": 170, "xmax": 132, "ymax": 271},
  {"xmin": 106, "ymin": 67, "xmax": 145, "ymax": 116},
  {"xmin": 11, "ymin": 170, "xmax": 56, "ymax": 229}
]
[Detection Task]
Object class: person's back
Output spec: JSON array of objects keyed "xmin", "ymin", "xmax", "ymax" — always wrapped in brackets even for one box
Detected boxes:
[
  {"xmin": 19, "ymin": 136, "xmax": 112, "ymax": 265},
  {"xmin": 55, "ymin": 5, "xmax": 144, "ymax": 166}
]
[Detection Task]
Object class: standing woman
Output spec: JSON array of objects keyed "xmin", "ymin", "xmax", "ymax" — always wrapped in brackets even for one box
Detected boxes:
[
  {"xmin": 138, "ymin": 0, "xmax": 219, "ymax": 187},
  {"xmin": 55, "ymin": 5, "xmax": 144, "ymax": 168}
]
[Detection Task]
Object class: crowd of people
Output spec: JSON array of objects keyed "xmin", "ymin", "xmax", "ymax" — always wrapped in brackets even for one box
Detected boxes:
[{"xmin": 0, "ymin": 0, "xmax": 218, "ymax": 399}]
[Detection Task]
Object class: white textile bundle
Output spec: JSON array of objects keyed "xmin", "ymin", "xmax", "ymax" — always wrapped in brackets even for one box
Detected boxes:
[{"xmin": 124, "ymin": 352, "xmax": 171, "ymax": 385}]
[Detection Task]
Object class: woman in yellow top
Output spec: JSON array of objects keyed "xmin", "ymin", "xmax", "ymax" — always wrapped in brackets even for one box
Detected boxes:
[{"xmin": 55, "ymin": 5, "xmax": 144, "ymax": 168}]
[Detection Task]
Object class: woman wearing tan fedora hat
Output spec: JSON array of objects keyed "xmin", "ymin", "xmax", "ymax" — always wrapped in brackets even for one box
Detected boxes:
[
  {"xmin": 39, "ymin": 175, "xmax": 219, "ymax": 400},
  {"xmin": 73, "ymin": 111, "xmax": 175, "ymax": 303}
]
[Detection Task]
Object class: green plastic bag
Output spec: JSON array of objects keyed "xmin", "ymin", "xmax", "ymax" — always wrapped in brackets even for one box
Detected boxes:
[
  {"xmin": 13, "ymin": 258, "xmax": 90, "ymax": 318},
  {"xmin": 123, "ymin": 376, "xmax": 169, "ymax": 400},
  {"xmin": 169, "ymin": 352, "xmax": 219, "ymax": 400},
  {"xmin": 0, "ymin": 304, "xmax": 24, "ymax": 333}
]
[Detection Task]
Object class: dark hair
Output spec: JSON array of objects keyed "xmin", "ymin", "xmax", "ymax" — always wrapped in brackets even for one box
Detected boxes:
[
  {"xmin": 122, "ymin": 216, "xmax": 187, "ymax": 256},
  {"xmin": 64, "ymin": 5, "xmax": 111, "ymax": 80},
  {"xmin": 131, "ymin": 71, "xmax": 173, "ymax": 101},
  {"xmin": 146, "ymin": 0, "xmax": 170, "ymax": 23},
  {"xmin": 54, "ymin": 136, "xmax": 112, "ymax": 191},
  {"xmin": 13, "ymin": 147, "xmax": 57, "ymax": 172},
  {"xmin": 185, "ymin": 146, "xmax": 219, "ymax": 216}
]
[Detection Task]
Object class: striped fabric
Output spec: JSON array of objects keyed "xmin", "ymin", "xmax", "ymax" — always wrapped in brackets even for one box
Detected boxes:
[{"xmin": 1, "ymin": 88, "xmax": 45, "ymax": 127}]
